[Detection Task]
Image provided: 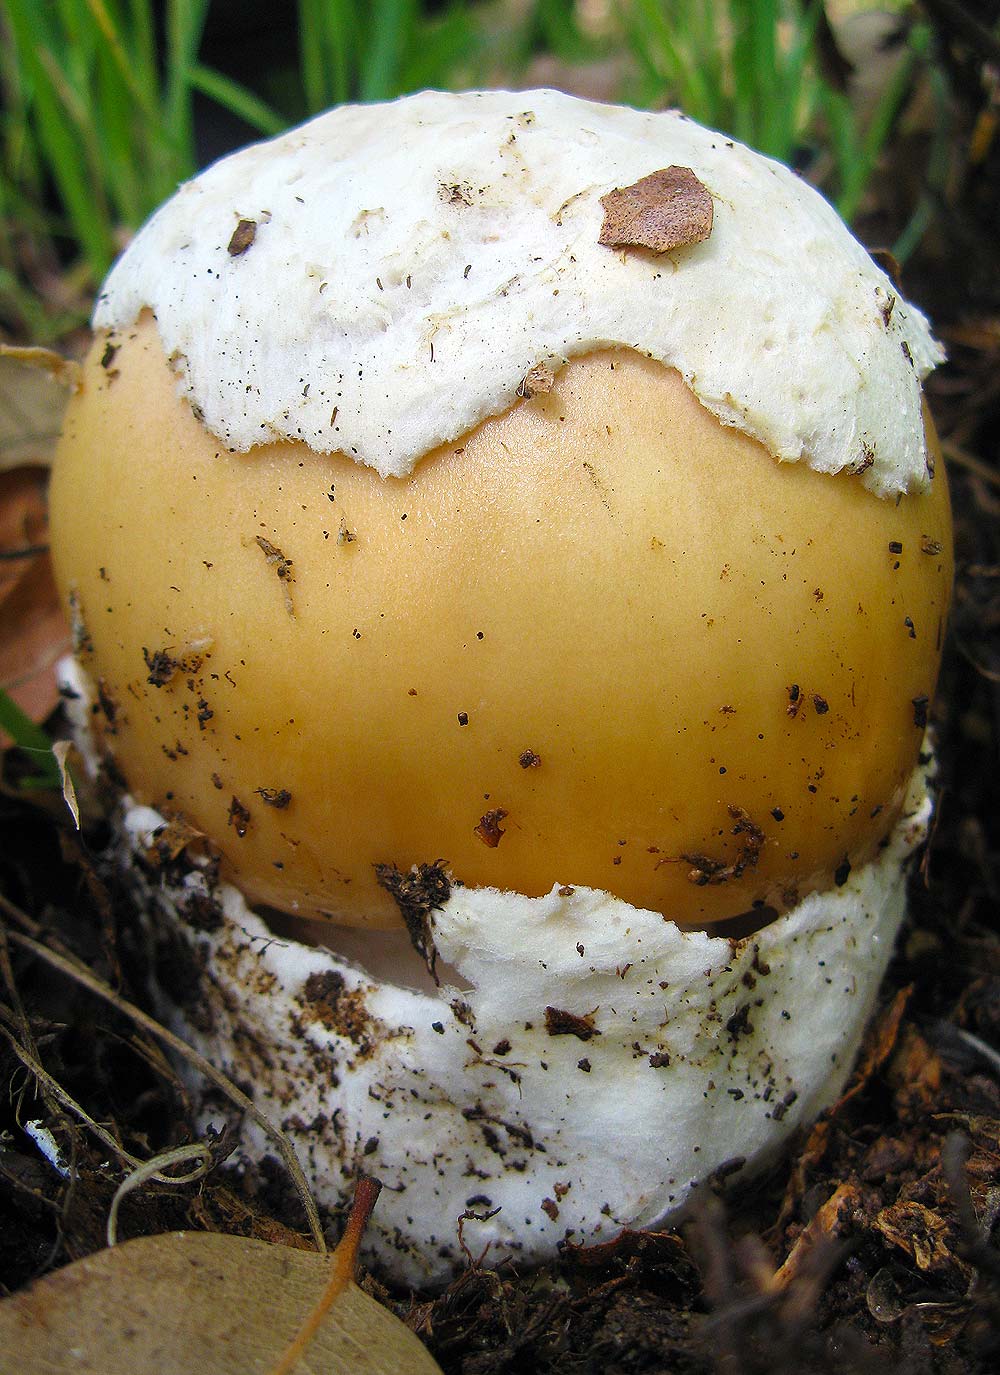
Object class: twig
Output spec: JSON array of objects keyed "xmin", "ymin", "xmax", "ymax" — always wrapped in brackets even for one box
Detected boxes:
[
  {"xmin": 0, "ymin": 900, "xmax": 326, "ymax": 1255},
  {"xmin": 269, "ymin": 1176, "xmax": 381, "ymax": 1375},
  {"xmin": 0, "ymin": 1020, "xmax": 138, "ymax": 1168},
  {"xmin": 941, "ymin": 439, "xmax": 1000, "ymax": 490},
  {"xmin": 949, "ymin": 1025, "xmax": 1000, "ymax": 1078}
]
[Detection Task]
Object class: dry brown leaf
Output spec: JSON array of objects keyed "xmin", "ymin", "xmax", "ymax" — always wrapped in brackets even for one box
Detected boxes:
[
  {"xmin": 0, "ymin": 1229, "xmax": 444, "ymax": 1374},
  {"xmin": 599, "ymin": 166, "xmax": 713, "ymax": 253},
  {"xmin": 0, "ymin": 466, "xmax": 71, "ymax": 726},
  {"xmin": 0, "ymin": 348, "xmax": 77, "ymax": 472},
  {"xmin": 886, "ymin": 1024, "xmax": 943, "ymax": 1114},
  {"xmin": 873, "ymin": 1200, "xmax": 952, "ymax": 1272},
  {"xmin": 51, "ymin": 740, "xmax": 79, "ymax": 828}
]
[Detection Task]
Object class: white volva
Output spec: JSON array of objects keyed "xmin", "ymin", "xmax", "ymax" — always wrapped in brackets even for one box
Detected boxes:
[
  {"xmin": 96, "ymin": 89, "xmax": 941, "ymax": 495},
  {"xmin": 118, "ymin": 764, "xmax": 929, "ymax": 1287}
]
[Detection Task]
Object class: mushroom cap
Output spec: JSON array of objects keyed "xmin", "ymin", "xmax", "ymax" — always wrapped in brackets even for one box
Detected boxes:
[
  {"xmin": 50, "ymin": 322, "xmax": 950, "ymax": 927},
  {"xmin": 93, "ymin": 89, "xmax": 941, "ymax": 496}
]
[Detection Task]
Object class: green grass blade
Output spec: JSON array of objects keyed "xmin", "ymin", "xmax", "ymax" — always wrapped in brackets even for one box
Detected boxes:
[
  {"xmin": 83, "ymin": 0, "xmax": 160, "ymax": 123},
  {"xmin": 163, "ymin": 0, "xmax": 211, "ymax": 176},
  {"xmin": 3, "ymin": 11, "xmax": 114, "ymax": 275},
  {"xmin": 298, "ymin": 0, "xmax": 329, "ymax": 110},
  {"xmin": 360, "ymin": 0, "xmax": 417, "ymax": 101},
  {"xmin": 187, "ymin": 63, "xmax": 287, "ymax": 137},
  {"xmin": 0, "ymin": 689, "xmax": 61, "ymax": 790},
  {"xmin": 398, "ymin": 6, "xmax": 478, "ymax": 92}
]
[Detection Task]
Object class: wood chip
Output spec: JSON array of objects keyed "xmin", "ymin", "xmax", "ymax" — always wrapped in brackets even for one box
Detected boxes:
[
  {"xmin": 773, "ymin": 1181, "xmax": 862, "ymax": 1290},
  {"xmin": 599, "ymin": 167, "xmax": 713, "ymax": 253}
]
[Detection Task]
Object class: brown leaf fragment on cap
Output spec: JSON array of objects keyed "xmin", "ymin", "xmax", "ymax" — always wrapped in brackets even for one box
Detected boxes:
[
  {"xmin": 599, "ymin": 166, "xmax": 713, "ymax": 253},
  {"xmin": 475, "ymin": 807, "xmax": 508, "ymax": 848},
  {"xmin": 228, "ymin": 218, "xmax": 257, "ymax": 256},
  {"xmin": 517, "ymin": 362, "xmax": 555, "ymax": 399},
  {"xmin": 146, "ymin": 815, "xmax": 206, "ymax": 866},
  {"xmin": 545, "ymin": 1005, "xmax": 601, "ymax": 1040}
]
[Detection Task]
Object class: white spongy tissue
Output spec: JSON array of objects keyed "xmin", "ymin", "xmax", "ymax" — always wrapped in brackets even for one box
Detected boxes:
[{"xmin": 95, "ymin": 88, "xmax": 942, "ymax": 496}]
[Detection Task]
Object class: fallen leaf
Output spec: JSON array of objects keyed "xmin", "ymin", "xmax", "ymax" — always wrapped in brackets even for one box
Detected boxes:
[
  {"xmin": 886, "ymin": 1024, "xmax": 943, "ymax": 1114},
  {"xmin": 51, "ymin": 740, "xmax": 79, "ymax": 828},
  {"xmin": 0, "ymin": 347, "xmax": 77, "ymax": 472},
  {"xmin": 772, "ymin": 1117, "xmax": 832, "ymax": 1233},
  {"xmin": 599, "ymin": 166, "xmax": 713, "ymax": 253},
  {"xmin": 874, "ymin": 1200, "xmax": 952, "ymax": 1272},
  {"xmin": 143, "ymin": 814, "xmax": 208, "ymax": 866},
  {"xmin": 0, "ymin": 466, "xmax": 70, "ymax": 726},
  {"xmin": 0, "ymin": 1209, "xmax": 443, "ymax": 1374}
]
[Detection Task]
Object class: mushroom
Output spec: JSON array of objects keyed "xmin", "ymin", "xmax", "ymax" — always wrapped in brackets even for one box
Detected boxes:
[{"xmin": 50, "ymin": 90, "xmax": 952, "ymax": 1285}]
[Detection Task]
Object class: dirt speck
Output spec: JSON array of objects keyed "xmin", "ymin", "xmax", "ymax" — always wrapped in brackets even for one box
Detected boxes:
[{"xmin": 227, "ymin": 796, "xmax": 251, "ymax": 837}]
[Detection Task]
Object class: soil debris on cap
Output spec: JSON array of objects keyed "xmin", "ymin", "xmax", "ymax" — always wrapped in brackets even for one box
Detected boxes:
[
  {"xmin": 683, "ymin": 805, "xmax": 765, "ymax": 886},
  {"xmin": 143, "ymin": 646, "xmax": 180, "ymax": 687},
  {"xmin": 227, "ymin": 796, "xmax": 251, "ymax": 837},
  {"xmin": 255, "ymin": 535, "xmax": 295, "ymax": 615},
  {"xmin": 475, "ymin": 808, "xmax": 508, "ymax": 848},
  {"xmin": 599, "ymin": 167, "xmax": 713, "ymax": 253},
  {"xmin": 545, "ymin": 1006, "xmax": 602, "ymax": 1041},
  {"xmin": 374, "ymin": 860, "xmax": 452, "ymax": 981}
]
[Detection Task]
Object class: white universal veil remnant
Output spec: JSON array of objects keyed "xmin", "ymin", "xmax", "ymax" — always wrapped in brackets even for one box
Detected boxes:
[{"xmin": 50, "ymin": 90, "xmax": 953, "ymax": 1287}]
